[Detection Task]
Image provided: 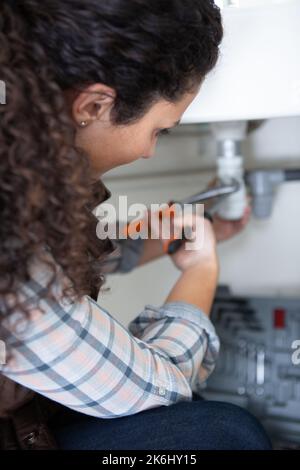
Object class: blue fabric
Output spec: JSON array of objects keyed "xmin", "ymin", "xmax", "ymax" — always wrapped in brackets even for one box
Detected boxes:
[{"xmin": 50, "ymin": 395, "xmax": 272, "ymax": 450}]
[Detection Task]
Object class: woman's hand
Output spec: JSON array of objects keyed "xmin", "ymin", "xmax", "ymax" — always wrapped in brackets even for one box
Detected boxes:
[
  {"xmin": 205, "ymin": 178, "xmax": 252, "ymax": 243},
  {"xmin": 166, "ymin": 211, "xmax": 219, "ymax": 274},
  {"xmin": 213, "ymin": 205, "xmax": 251, "ymax": 243},
  {"xmin": 164, "ymin": 215, "xmax": 219, "ymax": 315}
]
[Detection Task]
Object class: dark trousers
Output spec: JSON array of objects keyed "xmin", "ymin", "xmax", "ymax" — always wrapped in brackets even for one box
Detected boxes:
[{"xmin": 50, "ymin": 394, "xmax": 272, "ymax": 450}]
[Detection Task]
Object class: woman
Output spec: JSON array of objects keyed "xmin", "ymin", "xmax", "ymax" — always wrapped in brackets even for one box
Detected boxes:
[{"xmin": 0, "ymin": 0, "xmax": 271, "ymax": 450}]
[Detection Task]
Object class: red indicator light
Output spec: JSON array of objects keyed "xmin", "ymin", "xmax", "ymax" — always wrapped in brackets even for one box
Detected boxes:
[{"xmin": 273, "ymin": 308, "xmax": 286, "ymax": 329}]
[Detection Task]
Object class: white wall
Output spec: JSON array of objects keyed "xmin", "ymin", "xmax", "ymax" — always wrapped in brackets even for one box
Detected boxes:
[{"xmin": 99, "ymin": 117, "xmax": 300, "ymax": 327}]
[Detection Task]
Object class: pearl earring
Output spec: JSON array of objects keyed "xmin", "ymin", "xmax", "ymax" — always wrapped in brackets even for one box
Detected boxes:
[{"xmin": 80, "ymin": 121, "xmax": 87, "ymax": 127}]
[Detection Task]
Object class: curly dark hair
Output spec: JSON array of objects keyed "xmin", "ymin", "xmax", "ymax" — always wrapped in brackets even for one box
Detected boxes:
[{"xmin": 0, "ymin": 0, "xmax": 223, "ymax": 332}]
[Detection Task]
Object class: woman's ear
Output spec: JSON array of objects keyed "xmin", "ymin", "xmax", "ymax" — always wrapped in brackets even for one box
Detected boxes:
[{"xmin": 72, "ymin": 83, "xmax": 116, "ymax": 128}]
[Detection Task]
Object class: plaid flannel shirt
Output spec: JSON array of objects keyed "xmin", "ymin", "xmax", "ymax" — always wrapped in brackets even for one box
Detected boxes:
[{"xmin": 0, "ymin": 238, "xmax": 220, "ymax": 418}]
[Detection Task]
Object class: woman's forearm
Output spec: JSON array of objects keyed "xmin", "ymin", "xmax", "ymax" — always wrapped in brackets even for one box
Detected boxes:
[{"xmin": 165, "ymin": 263, "xmax": 219, "ymax": 316}]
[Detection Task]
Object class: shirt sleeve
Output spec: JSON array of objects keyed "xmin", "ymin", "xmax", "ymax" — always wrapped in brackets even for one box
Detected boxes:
[{"xmin": 1, "ymin": 264, "xmax": 220, "ymax": 419}]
